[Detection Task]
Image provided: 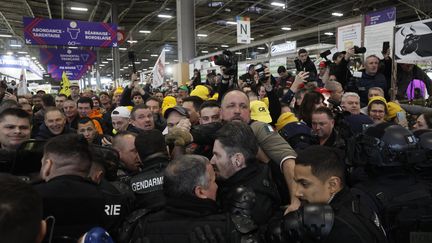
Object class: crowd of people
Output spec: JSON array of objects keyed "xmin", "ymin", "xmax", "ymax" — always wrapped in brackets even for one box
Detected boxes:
[{"xmin": 0, "ymin": 46, "xmax": 432, "ymax": 243}]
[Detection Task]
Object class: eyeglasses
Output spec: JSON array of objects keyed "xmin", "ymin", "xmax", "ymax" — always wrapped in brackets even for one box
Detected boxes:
[{"xmin": 370, "ymin": 109, "xmax": 385, "ymax": 114}]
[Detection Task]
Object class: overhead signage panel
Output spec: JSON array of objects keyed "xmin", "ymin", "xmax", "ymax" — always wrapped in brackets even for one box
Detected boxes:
[
  {"xmin": 39, "ymin": 48, "xmax": 97, "ymax": 66},
  {"xmin": 48, "ymin": 63, "xmax": 90, "ymax": 80},
  {"xmin": 23, "ymin": 17, "xmax": 117, "ymax": 47}
]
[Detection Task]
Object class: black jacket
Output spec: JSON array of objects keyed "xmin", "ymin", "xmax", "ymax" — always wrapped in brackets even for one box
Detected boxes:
[
  {"xmin": 35, "ymin": 123, "xmax": 75, "ymax": 140},
  {"xmin": 217, "ymin": 162, "xmax": 281, "ymax": 226},
  {"xmin": 324, "ymin": 187, "xmax": 387, "ymax": 243},
  {"xmin": 129, "ymin": 196, "xmax": 240, "ymax": 243},
  {"xmin": 33, "ymin": 175, "xmax": 130, "ymax": 239}
]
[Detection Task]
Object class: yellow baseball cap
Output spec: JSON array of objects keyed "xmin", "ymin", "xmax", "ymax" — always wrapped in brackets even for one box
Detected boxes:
[
  {"xmin": 190, "ymin": 85, "xmax": 210, "ymax": 101},
  {"xmin": 250, "ymin": 100, "xmax": 272, "ymax": 123}
]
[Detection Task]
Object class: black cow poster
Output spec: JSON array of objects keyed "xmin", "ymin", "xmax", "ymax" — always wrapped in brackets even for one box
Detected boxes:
[{"xmin": 395, "ymin": 18, "xmax": 432, "ymax": 63}]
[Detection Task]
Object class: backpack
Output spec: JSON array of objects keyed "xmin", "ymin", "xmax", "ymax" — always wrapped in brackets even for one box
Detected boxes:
[
  {"xmin": 352, "ymin": 174, "xmax": 432, "ymax": 243},
  {"xmin": 406, "ymin": 79, "xmax": 428, "ymax": 100}
]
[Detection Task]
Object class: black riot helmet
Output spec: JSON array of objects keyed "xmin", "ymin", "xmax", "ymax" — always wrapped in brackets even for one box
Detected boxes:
[{"xmin": 365, "ymin": 123, "xmax": 418, "ymax": 166}]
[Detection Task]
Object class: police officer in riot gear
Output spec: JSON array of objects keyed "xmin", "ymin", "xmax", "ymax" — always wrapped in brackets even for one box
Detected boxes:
[
  {"xmin": 33, "ymin": 134, "xmax": 130, "ymax": 240},
  {"xmin": 130, "ymin": 129, "xmax": 169, "ymax": 209},
  {"xmin": 350, "ymin": 124, "xmax": 432, "ymax": 243},
  {"xmin": 128, "ymin": 154, "xmax": 260, "ymax": 243},
  {"xmin": 277, "ymin": 145, "xmax": 387, "ymax": 243}
]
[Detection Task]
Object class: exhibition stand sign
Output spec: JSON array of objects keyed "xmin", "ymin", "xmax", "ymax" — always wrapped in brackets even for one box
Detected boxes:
[
  {"xmin": 23, "ymin": 17, "xmax": 118, "ymax": 47},
  {"xmin": 364, "ymin": 7, "xmax": 396, "ymax": 58},
  {"xmin": 394, "ymin": 18, "xmax": 432, "ymax": 63},
  {"xmin": 48, "ymin": 63, "xmax": 90, "ymax": 80}
]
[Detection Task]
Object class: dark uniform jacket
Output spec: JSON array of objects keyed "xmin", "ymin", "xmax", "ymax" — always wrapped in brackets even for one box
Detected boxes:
[
  {"xmin": 324, "ymin": 187, "xmax": 387, "ymax": 243},
  {"xmin": 123, "ymin": 153, "xmax": 168, "ymax": 210},
  {"xmin": 34, "ymin": 175, "xmax": 130, "ymax": 239},
  {"xmin": 356, "ymin": 71, "xmax": 388, "ymax": 106},
  {"xmin": 217, "ymin": 162, "xmax": 282, "ymax": 226},
  {"xmin": 130, "ymin": 196, "xmax": 241, "ymax": 243}
]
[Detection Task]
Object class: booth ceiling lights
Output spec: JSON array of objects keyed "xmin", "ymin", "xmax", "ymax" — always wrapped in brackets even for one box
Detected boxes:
[
  {"xmin": 197, "ymin": 34, "xmax": 208, "ymax": 37},
  {"xmin": 158, "ymin": 14, "xmax": 172, "ymax": 18},
  {"xmin": 271, "ymin": 2, "xmax": 286, "ymax": 8},
  {"xmin": 281, "ymin": 27, "xmax": 292, "ymax": 31},
  {"xmin": 324, "ymin": 32, "xmax": 334, "ymax": 36},
  {"xmin": 332, "ymin": 12, "xmax": 343, "ymax": 17},
  {"xmin": 139, "ymin": 30, "xmax": 151, "ymax": 34},
  {"xmin": 226, "ymin": 21, "xmax": 237, "ymax": 25},
  {"xmin": 71, "ymin": 7, "xmax": 88, "ymax": 12}
]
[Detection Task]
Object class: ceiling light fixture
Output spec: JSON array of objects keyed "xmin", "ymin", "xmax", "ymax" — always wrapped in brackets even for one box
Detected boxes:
[
  {"xmin": 271, "ymin": 2, "xmax": 286, "ymax": 8},
  {"xmin": 151, "ymin": 54, "xmax": 158, "ymax": 57},
  {"xmin": 257, "ymin": 47, "xmax": 265, "ymax": 50},
  {"xmin": 139, "ymin": 30, "xmax": 151, "ymax": 34},
  {"xmin": 102, "ymin": 61, "xmax": 109, "ymax": 64},
  {"xmin": 158, "ymin": 14, "xmax": 172, "ymax": 18},
  {"xmin": 142, "ymin": 59, "xmax": 149, "ymax": 61},
  {"xmin": 17, "ymin": 51, "xmax": 27, "ymax": 54},
  {"xmin": 281, "ymin": 27, "xmax": 292, "ymax": 31},
  {"xmin": 197, "ymin": 34, "xmax": 208, "ymax": 37},
  {"xmin": 107, "ymin": 58, "xmax": 113, "ymax": 61},
  {"xmin": 332, "ymin": 12, "xmax": 343, "ymax": 17},
  {"xmin": 324, "ymin": 32, "xmax": 334, "ymax": 36},
  {"xmin": 234, "ymin": 52, "xmax": 242, "ymax": 55},
  {"xmin": 221, "ymin": 44, "xmax": 229, "ymax": 48},
  {"xmin": 127, "ymin": 40, "xmax": 138, "ymax": 43},
  {"xmin": 71, "ymin": 7, "xmax": 88, "ymax": 12},
  {"xmin": 226, "ymin": 21, "xmax": 237, "ymax": 25},
  {"xmin": 0, "ymin": 34, "xmax": 12, "ymax": 38},
  {"xmin": 10, "ymin": 44, "xmax": 21, "ymax": 47},
  {"xmin": 201, "ymin": 50, "xmax": 208, "ymax": 53},
  {"xmin": 119, "ymin": 48, "xmax": 127, "ymax": 51},
  {"xmin": 250, "ymin": 38, "xmax": 255, "ymax": 40},
  {"xmin": 6, "ymin": 51, "xmax": 13, "ymax": 55}
]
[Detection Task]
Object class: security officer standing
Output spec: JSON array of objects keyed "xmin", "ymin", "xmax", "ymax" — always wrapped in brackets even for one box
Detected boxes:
[
  {"xmin": 129, "ymin": 154, "xmax": 259, "ymax": 242},
  {"xmin": 33, "ymin": 134, "xmax": 130, "ymax": 240},
  {"xmin": 129, "ymin": 129, "xmax": 169, "ymax": 209},
  {"xmin": 289, "ymin": 145, "xmax": 387, "ymax": 243},
  {"xmin": 211, "ymin": 121, "xmax": 282, "ymax": 226}
]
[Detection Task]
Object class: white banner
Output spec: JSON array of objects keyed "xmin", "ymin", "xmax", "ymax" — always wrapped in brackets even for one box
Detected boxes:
[
  {"xmin": 152, "ymin": 50, "xmax": 165, "ymax": 88},
  {"xmin": 364, "ymin": 7, "xmax": 396, "ymax": 59},
  {"xmin": 337, "ymin": 23, "xmax": 362, "ymax": 52},
  {"xmin": 17, "ymin": 68, "xmax": 29, "ymax": 96},
  {"xmin": 395, "ymin": 18, "xmax": 432, "ymax": 63},
  {"xmin": 237, "ymin": 16, "xmax": 251, "ymax": 44},
  {"xmin": 271, "ymin": 41, "xmax": 297, "ymax": 56}
]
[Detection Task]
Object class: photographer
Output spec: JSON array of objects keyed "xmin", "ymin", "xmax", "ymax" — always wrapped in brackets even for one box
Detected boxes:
[
  {"xmin": 239, "ymin": 64, "xmax": 256, "ymax": 89},
  {"xmin": 329, "ymin": 48, "xmax": 355, "ymax": 88},
  {"xmin": 295, "ymin": 49, "xmax": 317, "ymax": 82}
]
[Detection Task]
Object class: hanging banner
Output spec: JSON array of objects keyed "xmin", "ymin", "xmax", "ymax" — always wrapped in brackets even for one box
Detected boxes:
[
  {"xmin": 23, "ymin": 17, "xmax": 117, "ymax": 47},
  {"xmin": 394, "ymin": 18, "xmax": 432, "ymax": 63},
  {"xmin": 39, "ymin": 48, "xmax": 97, "ymax": 66},
  {"xmin": 364, "ymin": 7, "xmax": 396, "ymax": 58},
  {"xmin": 271, "ymin": 41, "xmax": 297, "ymax": 56},
  {"xmin": 152, "ymin": 50, "xmax": 165, "ymax": 88},
  {"xmin": 48, "ymin": 63, "xmax": 90, "ymax": 80},
  {"xmin": 237, "ymin": 16, "xmax": 251, "ymax": 44},
  {"xmin": 337, "ymin": 23, "xmax": 362, "ymax": 51}
]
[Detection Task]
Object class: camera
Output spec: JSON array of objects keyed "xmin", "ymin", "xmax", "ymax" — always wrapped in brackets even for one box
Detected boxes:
[
  {"xmin": 254, "ymin": 63, "xmax": 267, "ymax": 83},
  {"xmin": 212, "ymin": 50, "xmax": 237, "ymax": 76},
  {"xmin": 320, "ymin": 50, "xmax": 332, "ymax": 59},
  {"xmin": 353, "ymin": 46, "xmax": 367, "ymax": 54}
]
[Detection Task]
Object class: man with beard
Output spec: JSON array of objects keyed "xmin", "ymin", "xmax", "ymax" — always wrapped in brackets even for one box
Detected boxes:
[{"xmin": 211, "ymin": 122, "xmax": 281, "ymax": 226}]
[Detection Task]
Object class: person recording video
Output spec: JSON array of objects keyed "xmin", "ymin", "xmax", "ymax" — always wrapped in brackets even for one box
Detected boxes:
[{"xmin": 294, "ymin": 49, "xmax": 318, "ymax": 82}]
